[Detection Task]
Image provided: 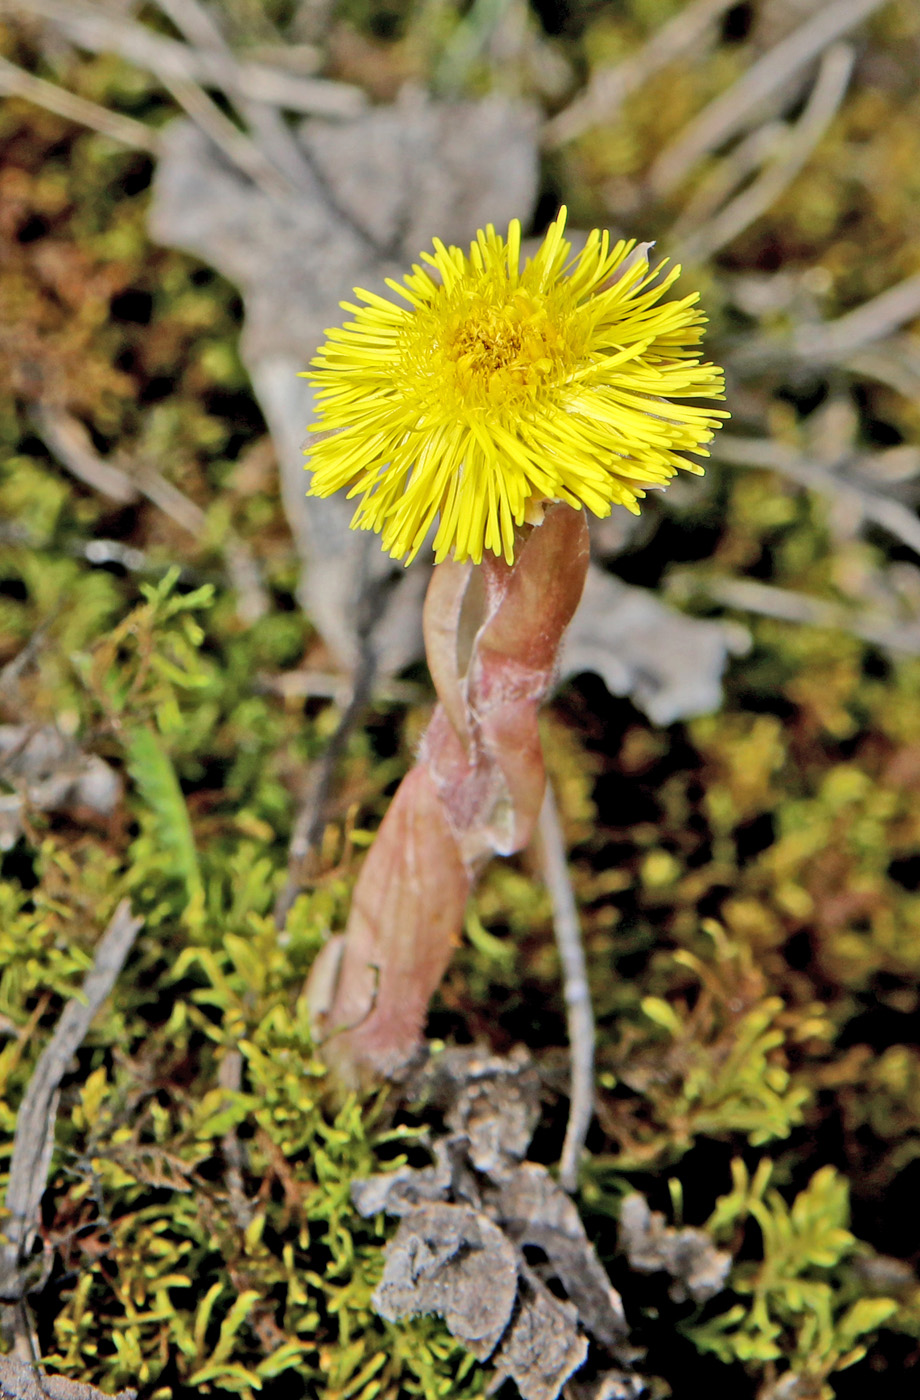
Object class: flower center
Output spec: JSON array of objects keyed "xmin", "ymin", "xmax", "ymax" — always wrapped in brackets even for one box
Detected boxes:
[
  {"xmin": 450, "ymin": 293, "xmax": 558, "ymax": 396},
  {"xmin": 416, "ymin": 288, "xmax": 572, "ymax": 413}
]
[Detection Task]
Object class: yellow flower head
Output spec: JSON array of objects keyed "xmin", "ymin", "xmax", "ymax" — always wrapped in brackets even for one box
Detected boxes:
[{"xmin": 305, "ymin": 208, "xmax": 727, "ymax": 566}]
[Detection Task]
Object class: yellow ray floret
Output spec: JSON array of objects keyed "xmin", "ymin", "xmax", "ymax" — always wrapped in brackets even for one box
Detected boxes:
[{"xmin": 304, "ymin": 207, "xmax": 728, "ymax": 566}]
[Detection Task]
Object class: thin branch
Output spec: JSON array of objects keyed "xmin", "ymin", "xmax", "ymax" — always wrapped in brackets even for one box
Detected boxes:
[
  {"xmin": 840, "ymin": 340, "xmax": 920, "ymax": 401},
  {"xmin": 0, "ymin": 902, "xmax": 143, "ymax": 1322},
  {"xmin": 31, "ymin": 405, "xmax": 139, "ymax": 506},
  {"xmin": 543, "ymin": 0, "xmax": 737, "ymax": 149},
  {"xmin": 0, "ymin": 52, "xmax": 160, "ymax": 151},
  {"xmin": 538, "ymin": 783, "xmax": 595, "ymax": 1195},
  {"xmin": 5, "ymin": 0, "xmax": 362, "ymax": 199},
  {"xmin": 34, "ymin": 405, "xmax": 269, "ymax": 619},
  {"xmin": 0, "ymin": 625, "xmax": 50, "ymax": 697},
  {"xmin": 669, "ymin": 120, "xmax": 787, "ymax": 238},
  {"xmin": 257, "ymin": 668, "xmax": 422, "ymax": 706},
  {"xmin": 6, "ymin": 0, "xmax": 364, "ymax": 118},
  {"xmin": 133, "ymin": 461, "xmax": 207, "ymax": 535},
  {"xmin": 33, "ymin": 405, "xmax": 204, "ymax": 530},
  {"xmin": 671, "ymin": 572, "xmax": 920, "ymax": 656},
  {"xmin": 224, "ymin": 538, "xmax": 271, "ymax": 624},
  {"xmin": 157, "ymin": 71, "xmax": 296, "ymax": 200},
  {"xmin": 676, "ymin": 43, "xmax": 854, "ymax": 263},
  {"xmin": 648, "ymin": 0, "xmax": 885, "ymax": 199},
  {"xmin": 793, "ymin": 271, "xmax": 920, "ymax": 361},
  {"xmin": 217, "ymin": 1049, "xmax": 254, "ymax": 1232},
  {"xmin": 152, "ymin": 0, "xmax": 317, "ymax": 193}
]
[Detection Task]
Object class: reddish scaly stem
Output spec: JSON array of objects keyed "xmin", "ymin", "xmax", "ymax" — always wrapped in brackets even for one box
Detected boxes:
[{"xmin": 308, "ymin": 504, "xmax": 590, "ymax": 1085}]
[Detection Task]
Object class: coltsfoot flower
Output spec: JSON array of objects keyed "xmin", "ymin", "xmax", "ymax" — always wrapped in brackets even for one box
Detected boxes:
[{"xmin": 305, "ymin": 208, "xmax": 727, "ymax": 566}]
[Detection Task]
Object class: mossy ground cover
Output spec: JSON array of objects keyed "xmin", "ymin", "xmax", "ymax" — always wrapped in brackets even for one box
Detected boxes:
[{"xmin": 2, "ymin": 2, "xmax": 920, "ymax": 1397}]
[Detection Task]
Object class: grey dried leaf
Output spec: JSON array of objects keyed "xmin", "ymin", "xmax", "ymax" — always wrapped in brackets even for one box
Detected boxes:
[
  {"xmin": 299, "ymin": 88, "xmax": 540, "ymax": 264},
  {"xmin": 494, "ymin": 1163, "xmax": 628, "ymax": 1349},
  {"xmin": 351, "ymin": 1136, "xmax": 460, "ymax": 1217},
  {"xmin": 361, "ymin": 1050, "xmax": 652, "ymax": 1400},
  {"xmin": 560, "ymin": 565, "xmax": 750, "ymax": 726},
  {"xmin": 0, "ymin": 726, "xmax": 121, "ymax": 850},
  {"xmin": 489, "ymin": 1266, "xmax": 588, "ymax": 1400},
  {"xmin": 618, "ymin": 1193, "xmax": 731, "ymax": 1304},
  {"xmin": 439, "ymin": 1046, "xmax": 543, "ymax": 1177},
  {"xmin": 565, "ymin": 1368, "xmax": 649, "ymax": 1400},
  {"xmin": 371, "ymin": 1202, "xmax": 519, "ymax": 1360},
  {"xmin": 0, "ymin": 1356, "xmax": 136, "ymax": 1400}
]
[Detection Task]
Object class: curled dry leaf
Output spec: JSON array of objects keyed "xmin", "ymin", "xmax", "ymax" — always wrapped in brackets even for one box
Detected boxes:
[
  {"xmin": 372, "ymin": 1202, "xmax": 519, "ymax": 1360},
  {"xmin": 618, "ymin": 1192, "xmax": 732, "ymax": 1304},
  {"xmin": 497, "ymin": 1163, "xmax": 628, "ymax": 1350},
  {"xmin": 440, "ymin": 1044, "xmax": 543, "ymax": 1177},
  {"xmin": 491, "ymin": 1266, "xmax": 589, "ymax": 1400}
]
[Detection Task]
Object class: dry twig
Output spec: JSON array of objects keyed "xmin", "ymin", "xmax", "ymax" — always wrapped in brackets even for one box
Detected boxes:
[
  {"xmin": 793, "ymin": 271, "xmax": 920, "ymax": 362},
  {"xmin": 154, "ymin": 0, "xmax": 318, "ymax": 190},
  {"xmin": 158, "ymin": 70, "xmax": 295, "ymax": 200},
  {"xmin": 538, "ymin": 784, "xmax": 595, "ymax": 1195},
  {"xmin": 0, "ymin": 901, "xmax": 143, "ymax": 1355},
  {"xmin": 5, "ymin": 0, "xmax": 364, "ymax": 117},
  {"xmin": 675, "ymin": 43, "xmax": 854, "ymax": 263},
  {"xmin": 34, "ymin": 405, "xmax": 270, "ymax": 619},
  {"xmin": 274, "ymin": 591, "xmax": 380, "ymax": 930},
  {"xmin": 32, "ymin": 405, "xmax": 140, "ymax": 507},
  {"xmin": 543, "ymin": 0, "xmax": 737, "ymax": 149},
  {"xmin": 0, "ymin": 52, "xmax": 159, "ymax": 151},
  {"xmin": 672, "ymin": 572, "xmax": 920, "ymax": 656},
  {"xmin": 33, "ymin": 403, "xmax": 206, "ymax": 533},
  {"xmin": 648, "ymin": 0, "xmax": 885, "ymax": 198}
]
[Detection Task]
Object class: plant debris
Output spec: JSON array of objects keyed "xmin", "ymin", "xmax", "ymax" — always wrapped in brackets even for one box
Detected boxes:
[
  {"xmin": 618, "ymin": 1192, "xmax": 732, "ymax": 1304},
  {"xmin": 0, "ymin": 1357, "xmax": 136, "ymax": 1400},
  {"xmin": 353, "ymin": 1048, "xmax": 633, "ymax": 1400},
  {"xmin": 371, "ymin": 1203, "xmax": 519, "ymax": 1360},
  {"xmin": 559, "ymin": 567, "xmax": 750, "ymax": 727},
  {"xmin": 0, "ymin": 902, "xmax": 142, "ymax": 1323},
  {"xmin": 0, "ymin": 725, "xmax": 121, "ymax": 850}
]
